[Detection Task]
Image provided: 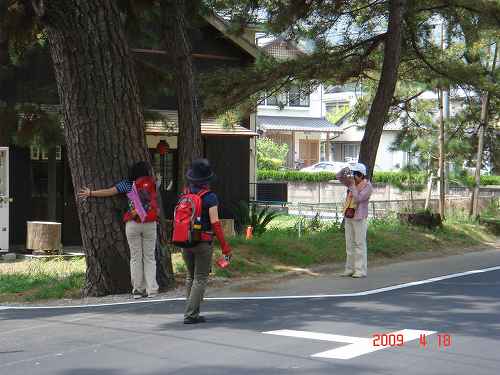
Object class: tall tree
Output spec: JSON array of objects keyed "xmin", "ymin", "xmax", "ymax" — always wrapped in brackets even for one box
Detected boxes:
[
  {"xmin": 31, "ymin": 0, "xmax": 151, "ymax": 296},
  {"xmin": 205, "ymin": 0, "xmax": 500, "ymax": 175},
  {"xmin": 161, "ymin": 0, "xmax": 203, "ymax": 190},
  {"xmin": 358, "ymin": 0, "xmax": 406, "ymax": 179},
  {"xmin": 472, "ymin": 42, "xmax": 498, "ymax": 217}
]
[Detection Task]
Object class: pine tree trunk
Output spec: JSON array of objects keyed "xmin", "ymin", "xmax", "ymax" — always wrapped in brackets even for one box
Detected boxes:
[
  {"xmin": 33, "ymin": 0, "xmax": 150, "ymax": 296},
  {"xmin": 155, "ymin": 186, "xmax": 175, "ymax": 289},
  {"xmin": 161, "ymin": 0, "xmax": 203, "ymax": 192},
  {"xmin": 472, "ymin": 42, "xmax": 497, "ymax": 218},
  {"xmin": 358, "ymin": 0, "xmax": 405, "ymax": 179},
  {"xmin": 47, "ymin": 146, "xmax": 57, "ymax": 221}
]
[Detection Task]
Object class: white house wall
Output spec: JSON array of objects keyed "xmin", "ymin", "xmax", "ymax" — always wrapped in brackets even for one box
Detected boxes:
[
  {"xmin": 375, "ymin": 132, "xmax": 405, "ymax": 171},
  {"xmin": 332, "ymin": 125, "xmax": 405, "ymax": 171}
]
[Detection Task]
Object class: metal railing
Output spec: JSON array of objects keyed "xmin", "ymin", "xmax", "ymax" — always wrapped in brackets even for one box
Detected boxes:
[{"xmin": 250, "ymin": 196, "xmax": 493, "ymax": 221}]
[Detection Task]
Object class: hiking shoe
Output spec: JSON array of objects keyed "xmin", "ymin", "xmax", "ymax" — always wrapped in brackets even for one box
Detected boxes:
[
  {"xmin": 183, "ymin": 316, "xmax": 206, "ymax": 324},
  {"xmin": 352, "ymin": 273, "xmax": 367, "ymax": 278},
  {"xmin": 132, "ymin": 290, "xmax": 145, "ymax": 299}
]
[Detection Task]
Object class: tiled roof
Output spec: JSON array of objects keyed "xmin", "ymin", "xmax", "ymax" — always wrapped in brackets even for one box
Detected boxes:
[
  {"xmin": 257, "ymin": 116, "xmax": 342, "ymax": 133},
  {"xmin": 336, "ymin": 113, "xmax": 403, "ymax": 131},
  {"xmin": 261, "ymin": 37, "xmax": 304, "ymax": 60}
]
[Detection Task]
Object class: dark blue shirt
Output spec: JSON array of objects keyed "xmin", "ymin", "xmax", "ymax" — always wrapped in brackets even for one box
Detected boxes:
[
  {"xmin": 188, "ymin": 185, "xmax": 218, "ymax": 231},
  {"xmin": 115, "ymin": 180, "xmax": 133, "ymax": 194}
]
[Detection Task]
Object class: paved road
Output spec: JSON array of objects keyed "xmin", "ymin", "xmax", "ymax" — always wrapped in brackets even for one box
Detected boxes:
[{"xmin": 1, "ymin": 254, "xmax": 499, "ymax": 375}]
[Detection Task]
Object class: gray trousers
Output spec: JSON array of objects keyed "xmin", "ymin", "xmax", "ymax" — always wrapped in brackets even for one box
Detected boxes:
[{"xmin": 182, "ymin": 242, "xmax": 213, "ymax": 319}]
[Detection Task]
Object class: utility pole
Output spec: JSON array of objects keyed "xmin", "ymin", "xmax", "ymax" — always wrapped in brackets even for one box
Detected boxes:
[
  {"xmin": 437, "ymin": 21, "xmax": 447, "ymax": 219},
  {"xmin": 438, "ymin": 89, "xmax": 445, "ymax": 219}
]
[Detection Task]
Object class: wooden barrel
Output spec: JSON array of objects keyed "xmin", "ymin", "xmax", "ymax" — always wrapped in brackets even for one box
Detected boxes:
[{"xmin": 26, "ymin": 221, "xmax": 62, "ymax": 253}]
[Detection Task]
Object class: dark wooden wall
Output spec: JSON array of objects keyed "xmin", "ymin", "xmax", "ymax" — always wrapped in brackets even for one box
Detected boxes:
[
  {"xmin": 9, "ymin": 147, "xmax": 82, "ymax": 246},
  {"xmin": 205, "ymin": 136, "xmax": 249, "ymax": 219},
  {"xmin": 9, "ymin": 147, "xmax": 31, "ymax": 245}
]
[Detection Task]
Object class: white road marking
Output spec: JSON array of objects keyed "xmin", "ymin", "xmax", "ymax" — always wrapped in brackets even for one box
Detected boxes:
[
  {"xmin": 1, "ymin": 265, "xmax": 499, "ymax": 310},
  {"xmin": 264, "ymin": 329, "xmax": 436, "ymax": 360},
  {"xmin": 263, "ymin": 329, "xmax": 366, "ymax": 344}
]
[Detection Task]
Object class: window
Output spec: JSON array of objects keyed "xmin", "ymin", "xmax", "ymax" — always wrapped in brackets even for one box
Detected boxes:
[
  {"xmin": 263, "ymin": 87, "xmax": 310, "ymax": 108},
  {"xmin": 343, "ymin": 143, "xmax": 360, "ymax": 162},
  {"xmin": 288, "ymin": 87, "xmax": 310, "ymax": 107},
  {"xmin": 331, "ymin": 143, "xmax": 338, "ymax": 161},
  {"xmin": 30, "ymin": 146, "xmax": 40, "ymax": 160},
  {"xmin": 324, "ymin": 83, "xmax": 358, "ymax": 94},
  {"xmin": 321, "ymin": 142, "xmax": 338, "ymax": 162},
  {"xmin": 326, "ymin": 101, "xmax": 350, "ymax": 114},
  {"xmin": 152, "ymin": 151, "xmax": 175, "ymax": 192},
  {"xmin": 31, "ymin": 145, "xmax": 62, "ymax": 161},
  {"xmin": 42, "ymin": 146, "xmax": 62, "ymax": 161},
  {"xmin": 267, "ymin": 93, "xmax": 287, "ymax": 107}
]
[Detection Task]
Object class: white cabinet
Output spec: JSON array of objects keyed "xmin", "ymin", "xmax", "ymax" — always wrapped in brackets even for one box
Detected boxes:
[{"xmin": 0, "ymin": 147, "xmax": 9, "ymax": 251}]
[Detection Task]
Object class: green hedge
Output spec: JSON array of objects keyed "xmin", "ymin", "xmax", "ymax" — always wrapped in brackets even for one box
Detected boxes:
[
  {"xmin": 257, "ymin": 170, "xmax": 338, "ymax": 182},
  {"xmin": 257, "ymin": 169, "xmax": 500, "ymax": 186},
  {"xmin": 467, "ymin": 175, "xmax": 500, "ymax": 186}
]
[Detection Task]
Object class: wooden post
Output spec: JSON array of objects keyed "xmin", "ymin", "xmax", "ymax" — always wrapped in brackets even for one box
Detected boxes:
[
  {"xmin": 325, "ymin": 132, "xmax": 330, "ymax": 161},
  {"xmin": 220, "ymin": 219, "xmax": 235, "ymax": 237},
  {"xmin": 27, "ymin": 221, "xmax": 62, "ymax": 254}
]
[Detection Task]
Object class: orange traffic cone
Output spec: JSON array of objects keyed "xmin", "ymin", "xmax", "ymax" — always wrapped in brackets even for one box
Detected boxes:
[{"xmin": 245, "ymin": 226, "xmax": 254, "ymax": 240}]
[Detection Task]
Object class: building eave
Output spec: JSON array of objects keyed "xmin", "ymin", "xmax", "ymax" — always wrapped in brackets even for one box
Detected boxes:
[{"xmin": 203, "ymin": 12, "xmax": 261, "ymax": 58}]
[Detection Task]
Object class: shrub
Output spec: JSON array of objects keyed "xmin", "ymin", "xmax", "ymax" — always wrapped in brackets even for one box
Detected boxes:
[
  {"xmin": 257, "ymin": 138, "xmax": 288, "ymax": 170},
  {"xmin": 232, "ymin": 201, "xmax": 281, "ymax": 236},
  {"xmin": 258, "ymin": 157, "xmax": 283, "ymax": 170}
]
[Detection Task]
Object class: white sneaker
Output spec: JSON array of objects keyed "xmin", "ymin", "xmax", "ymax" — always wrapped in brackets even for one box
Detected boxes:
[
  {"xmin": 352, "ymin": 273, "xmax": 367, "ymax": 278},
  {"xmin": 341, "ymin": 271, "xmax": 354, "ymax": 277}
]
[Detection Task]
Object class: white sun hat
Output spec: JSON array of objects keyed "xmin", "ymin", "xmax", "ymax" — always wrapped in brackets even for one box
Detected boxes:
[{"xmin": 350, "ymin": 162, "xmax": 367, "ymax": 176}]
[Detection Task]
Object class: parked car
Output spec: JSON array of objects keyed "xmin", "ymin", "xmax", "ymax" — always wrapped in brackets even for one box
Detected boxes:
[{"xmin": 300, "ymin": 161, "xmax": 348, "ymax": 173}]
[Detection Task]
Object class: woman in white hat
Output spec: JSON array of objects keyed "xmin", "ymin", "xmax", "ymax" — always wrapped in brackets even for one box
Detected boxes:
[{"xmin": 336, "ymin": 163, "xmax": 373, "ymax": 277}]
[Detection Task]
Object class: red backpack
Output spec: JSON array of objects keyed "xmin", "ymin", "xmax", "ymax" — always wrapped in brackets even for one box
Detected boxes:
[
  {"xmin": 172, "ymin": 188, "xmax": 209, "ymax": 247},
  {"xmin": 124, "ymin": 176, "xmax": 158, "ymax": 223}
]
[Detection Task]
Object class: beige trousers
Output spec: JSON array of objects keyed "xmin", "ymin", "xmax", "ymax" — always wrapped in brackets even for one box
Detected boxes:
[
  {"xmin": 344, "ymin": 218, "xmax": 368, "ymax": 275},
  {"xmin": 125, "ymin": 221, "xmax": 159, "ymax": 294}
]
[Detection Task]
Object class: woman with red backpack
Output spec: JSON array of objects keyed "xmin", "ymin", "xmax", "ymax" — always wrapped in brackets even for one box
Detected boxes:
[
  {"xmin": 173, "ymin": 158, "xmax": 232, "ymax": 324},
  {"xmin": 78, "ymin": 161, "xmax": 159, "ymax": 299}
]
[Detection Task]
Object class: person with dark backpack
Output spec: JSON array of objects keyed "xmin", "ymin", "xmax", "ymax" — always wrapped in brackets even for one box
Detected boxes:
[
  {"xmin": 172, "ymin": 158, "xmax": 232, "ymax": 324},
  {"xmin": 78, "ymin": 161, "xmax": 159, "ymax": 299}
]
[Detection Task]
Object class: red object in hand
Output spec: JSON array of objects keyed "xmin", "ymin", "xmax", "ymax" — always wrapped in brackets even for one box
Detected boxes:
[
  {"xmin": 212, "ymin": 221, "xmax": 231, "ymax": 255},
  {"xmin": 216, "ymin": 255, "xmax": 230, "ymax": 269}
]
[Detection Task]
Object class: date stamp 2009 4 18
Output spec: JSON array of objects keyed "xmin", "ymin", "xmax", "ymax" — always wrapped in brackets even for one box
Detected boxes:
[{"xmin": 372, "ymin": 333, "xmax": 452, "ymax": 348}]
